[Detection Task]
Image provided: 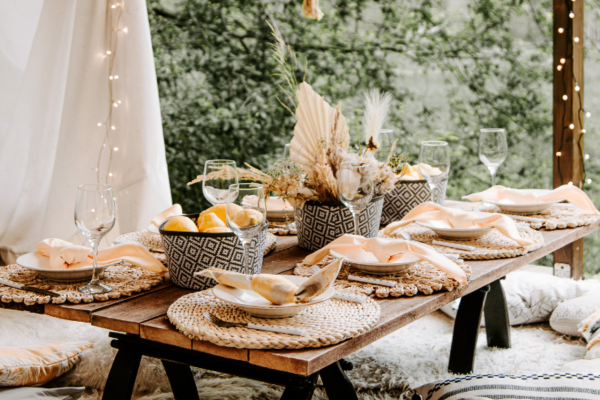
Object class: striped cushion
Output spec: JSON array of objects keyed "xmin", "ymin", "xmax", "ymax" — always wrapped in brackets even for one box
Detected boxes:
[{"xmin": 414, "ymin": 373, "xmax": 600, "ymax": 400}]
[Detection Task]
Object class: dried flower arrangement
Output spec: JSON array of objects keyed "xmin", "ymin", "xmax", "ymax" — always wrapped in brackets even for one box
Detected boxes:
[{"xmin": 188, "ymin": 26, "xmax": 398, "ymax": 207}]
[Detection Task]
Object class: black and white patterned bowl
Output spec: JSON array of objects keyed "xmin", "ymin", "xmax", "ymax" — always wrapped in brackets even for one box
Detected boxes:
[
  {"xmin": 159, "ymin": 214, "xmax": 268, "ymax": 290},
  {"xmin": 295, "ymin": 196, "xmax": 384, "ymax": 252},
  {"xmin": 380, "ymin": 178, "xmax": 448, "ymax": 226}
]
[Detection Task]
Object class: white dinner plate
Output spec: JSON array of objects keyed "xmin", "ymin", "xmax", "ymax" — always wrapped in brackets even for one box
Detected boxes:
[
  {"xmin": 329, "ymin": 249, "xmax": 420, "ymax": 275},
  {"xmin": 485, "ymin": 199, "xmax": 562, "ymax": 214},
  {"xmin": 416, "ymin": 221, "xmax": 492, "ymax": 241},
  {"xmin": 211, "ymin": 275, "xmax": 334, "ymax": 318},
  {"xmin": 16, "ymin": 252, "xmax": 110, "ymax": 282}
]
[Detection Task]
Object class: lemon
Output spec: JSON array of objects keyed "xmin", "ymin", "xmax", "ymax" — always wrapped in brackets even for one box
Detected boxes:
[
  {"xmin": 197, "ymin": 212, "xmax": 226, "ymax": 232},
  {"xmin": 232, "ymin": 209, "xmax": 264, "ymax": 228},
  {"xmin": 199, "ymin": 203, "xmax": 243, "ymax": 224},
  {"xmin": 204, "ymin": 227, "xmax": 232, "ymax": 233},
  {"xmin": 163, "ymin": 216, "xmax": 198, "ymax": 232}
]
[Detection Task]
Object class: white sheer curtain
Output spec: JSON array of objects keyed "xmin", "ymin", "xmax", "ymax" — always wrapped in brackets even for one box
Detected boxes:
[{"xmin": 0, "ymin": 0, "xmax": 171, "ymax": 263}]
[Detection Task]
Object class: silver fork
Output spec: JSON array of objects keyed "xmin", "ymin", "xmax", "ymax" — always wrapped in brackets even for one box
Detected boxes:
[{"xmin": 202, "ymin": 312, "xmax": 306, "ymax": 336}]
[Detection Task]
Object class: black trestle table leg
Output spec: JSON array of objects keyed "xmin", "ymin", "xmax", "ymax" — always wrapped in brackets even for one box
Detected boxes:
[
  {"xmin": 320, "ymin": 361, "xmax": 359, "ymax": 400},
  {"xmin": 280, "ymin": 373, "xmax": 318, "ymax": 400},
  {"xmin": 484, "ymin": 278, "xmax": 511, "ymax": 349},
  {"xmin": 162, "ymin": 360, "xmax": 200, "ymax": 400},
  {"xmin": 102, "ymin": 340, "xmax": 143, "ymax": 400},
  {"xmin": 448, "ymin": 285, "xmax": 489, "ymax": 374}
]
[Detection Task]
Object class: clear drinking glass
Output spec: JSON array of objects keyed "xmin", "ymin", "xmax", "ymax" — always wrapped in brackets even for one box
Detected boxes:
[
  {"xmin": 337, "ymin": 162, "xmax": 374, "ymax": 236},
  {"xmin": 374, "ymin": 129, "xmax": 395, "ymax": 164},
  {"xmin": 74, "ymin": 184, "xmax": 116, "ymax": 294},
  {"xmin": 418, "ymin": 141, "xmax": 450, "ymax": 203},
  {"xmin": 479, "ymin": 128, "xmax": 508, "ymax": 187},
  {"xmin": 202, "ymin": 160, "xmax": 239, "ymax": 205},
  {"xmin": 282, "ymin": 144, "xmax": 291, "ymax": 161},
  {"xmin": 226, "ymin": 184, "xmax": 267, "ymax": 275}
]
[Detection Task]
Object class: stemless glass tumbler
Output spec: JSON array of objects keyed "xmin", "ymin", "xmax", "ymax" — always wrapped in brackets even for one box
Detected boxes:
[
  {"xmin": 418, "ymin": 141, "xmax": 450, "ymax": 203},
  {"xmin": 337, "ymin": 162, "xmax": 374, "ymax": 236},
  {"xmin": 74, "ymin": 184, "xmax": 116, "ymax": 294}
]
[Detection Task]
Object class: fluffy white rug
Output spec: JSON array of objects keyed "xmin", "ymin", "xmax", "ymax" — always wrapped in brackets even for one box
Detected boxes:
[{"xmin": 0, "ymin": 306, "xmax": 595, "ymax": 400}]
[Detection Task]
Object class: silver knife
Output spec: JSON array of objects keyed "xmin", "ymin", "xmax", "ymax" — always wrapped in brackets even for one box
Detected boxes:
[{"xmin": 0, "ymin": 278, "xmax": 61, "ymax": 297}]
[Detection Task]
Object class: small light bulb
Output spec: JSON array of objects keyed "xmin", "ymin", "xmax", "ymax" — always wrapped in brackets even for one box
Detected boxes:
[
  {"xmin": 556, "ymin": 151, "xmax": 562, "ymax": 156},
  {"xmin": 586, "ymin": 179, "xmax": 592, "ymax": 184},
  {"xmin": 111, "ymin": 126, "xmax": 116, "ymax": 130},
  {"xmin": 569, "ymin": 123, "xmax": 575, "ymax": 129},
  {"xmin": 585, "ymin": 154, "xmax": 590, "ymax": 160},
  {"xmin": 91, "ymin": 209, "xmax": 95, "ymax": 212},
  {"xmin": 568, "ymin": 181, "xmax": 573, "ymax": 185},
  {"xmin": 118, "ymin": 100, "xmax": 121, "ymax": 104},
  {"xmin": 574, "ymin": 37, "xmax": 580, "ymax": 42},
  {"xmin": 114, "ymin": 147, "xmax": 118, "ymax": 151},
  {"xmin": 575, "ymin": 84, "xmax": 580, "ymax": 91},
  {"xmin": 558, "ymin": 28, "xmax": 564, "ymax": 33},
  {"xmin": 113, "ymin": 102, "xmax": 118, "ymax": 107},
  {"xmin": 109, "ymin": 173, "xmax": 113, "ymax": 177},
  {"xmin": 557, "ymin": 65, "xmax": 563, "ymax": 71},
  {"xmin": 563, "ymin": 94, "xmax": 568, "ymax": 100},
  {"xmin": 569, "ymin": 12, "xmax": 574, "ymax": 18},
  {"xmin": 111, "ymin": 4, "xmax": 116, "ymax": 8},
  {"xmin": 560, "ymin": 58, "xmax": 566, "ymax": 64},
  {"xmin": 106, "ymin": 50, "xmax": 112, "ymax": 55},
  {"xmin": 97, "ymin": 122, "xmax": 102, "ymax": 126},
  {"xmin": 582, "ymin": 129, "xmax": 587, "ymax": 133},
  {"xmin": 586, "ymin": 112, "xmax": 591, "ymax": 118},
  {"xmin": 109, "ymin": 76, "xmax": 113, "ymax": 80},
  {"xmin": 123, "ymin": 27, "xmax": 128, "ymax": 33},
  {"xmin": 114, "ymin": 75, "xmax": 119, "ymax": 79}
]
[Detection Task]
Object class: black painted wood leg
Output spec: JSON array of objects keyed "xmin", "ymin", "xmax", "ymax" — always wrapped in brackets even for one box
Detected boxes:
[
  {"xmin": 320, "ymin": 361, "xmax": 359, "ymax": 400},
  {"xmin": 280, "ymin": 373, "xmax": 319, "ymax": 400},
  {"xmin": 484, "ymin": 279, "xmax": 511, "ymax": 349},
  {"xmin": 162, "ymin": 360, "xmax": 200, "ymax": 400},
  {"xmin": 102, "ymin": 340, "xmax": 143, "ymax": 400},
  {"xmin": 448, "ymin": 285, "xmax": 489, "ymax": 374}
]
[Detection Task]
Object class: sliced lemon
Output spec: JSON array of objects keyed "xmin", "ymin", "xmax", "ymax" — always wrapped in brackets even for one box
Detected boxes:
[{"xmin": 163, "ymin": 216, "xmax": 198, "ymax": 232}]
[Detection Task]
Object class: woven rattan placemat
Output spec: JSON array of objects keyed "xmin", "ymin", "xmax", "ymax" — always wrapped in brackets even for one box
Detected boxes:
[
  {"xmin": 475, "ymin": 204, "xmax": 600, "ymax": 230},
  {"xmin": 295, "ymin": 256, "xmax": 471, "ymax": 299},
  {"xmin": 0, "ymin": 264, "xmax": 164, "ymax": 305},
  {"xmin": 167, "ymin": 290, "xmax": 380, "ymax": 349},
  {"xmin": 114, "ymin": 231, "xmax": 278, "ymax": 256},
  {"xmin": 267, "ymin": 221, "xmax": 297, "ymax": 236},
  {"xmin": 383, "ymin": 223, "xmax": 544, "ymax": 260}
]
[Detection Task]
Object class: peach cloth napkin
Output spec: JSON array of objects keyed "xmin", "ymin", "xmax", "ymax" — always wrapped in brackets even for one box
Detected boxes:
[
  {"xmin": 197, "ymin": 258, "xmax": 343, "ymax": 305},
  {"xmin": 382, "ymin": 202, "xmax": 533, "ymax": 247},
  {"xmin": 397, "ymin": 163, "xmax": 442, "ymax": 181},
  {"xmin": 463, "ymin": 185, "xmax": 599, "ymax": 215},
  {"xmin": 151, "ymin": 204, "xmax": 183, "ymax": 228},
  {"xmin": 35, "ymin": 238, "xmax": 167, "ymax": 273},
  {"xmin": 304, "ymin": 234, "xmax": 468, "ymax": 285}
]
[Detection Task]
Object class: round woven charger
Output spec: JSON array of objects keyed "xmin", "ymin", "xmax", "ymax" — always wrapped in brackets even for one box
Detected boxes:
[
  {"xmin": 267, "ymin": 221, "xmax": 297, "ymax": 236},
  {"xmin": 383, "ymin": 223, "xmax": 544, "ymax": 260},
  {"xmin": 114, "ymin": 231, "xmax": 278, "ymax": 256},
  {"xmin": 167, "ymin": 290, "xmax": 380, "ymax": 349},
  {"xmin": 295, "ymin": 256, "xmax": 471, "ymax": 299},
  {"xmin": 0, "ymin": 264, "xmax": 164, "ymax": 305}
]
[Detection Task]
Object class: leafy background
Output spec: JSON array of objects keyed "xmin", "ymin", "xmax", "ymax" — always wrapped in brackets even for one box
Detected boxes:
[{"xmin": 147, "ymin": 0, "xmax": 600, "ymax": 276}]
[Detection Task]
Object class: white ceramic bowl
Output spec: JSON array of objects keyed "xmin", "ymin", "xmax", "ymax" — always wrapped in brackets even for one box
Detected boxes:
[
  {"xmin": 416, "ymin": 222, "xmax": 492, "ymax": 241},
  {"xmin": 16, "ymin": 252, "xmax": 110, "ymax": 282},
  {"xmin": 329, "ymin": 249, "xmax": 420, "ymax": 275},
  {"xmin": 211, "ymin": 275, "xmax": 334, "ymax": 318}
]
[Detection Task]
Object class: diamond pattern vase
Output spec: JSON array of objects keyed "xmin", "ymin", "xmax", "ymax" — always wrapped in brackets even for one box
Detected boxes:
[
  {"xmin": 159, "ymin": 214, "xmax": 268, "ymax": 290},
  {"xmin": 295, "ymin": 196, "xmax": 384, "ymax": 252},
  {"xmin": 380, "ymin": 178, "xmax": 448, "ymax": 226}
]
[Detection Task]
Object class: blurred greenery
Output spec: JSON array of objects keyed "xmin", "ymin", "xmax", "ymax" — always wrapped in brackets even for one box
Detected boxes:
[{"xmin": 148, "ymin": 0, "xmax": 600, "ymax": 276}]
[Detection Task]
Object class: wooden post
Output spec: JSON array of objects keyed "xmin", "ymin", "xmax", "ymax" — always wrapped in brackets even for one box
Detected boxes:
[{"xmin": 553, "ymin": 0, "xmax": 584, "ymax": 279}]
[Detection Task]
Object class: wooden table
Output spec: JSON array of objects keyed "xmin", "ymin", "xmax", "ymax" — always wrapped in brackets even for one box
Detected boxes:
[{"xmin": 3, "ymin": 218, "xmax": 599, "ymax": 400}]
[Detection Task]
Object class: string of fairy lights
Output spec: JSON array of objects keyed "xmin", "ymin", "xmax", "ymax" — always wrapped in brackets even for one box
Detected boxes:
[
  {"xmin": 96, "ymin": 0, "xmax": 126, "ymax": 186},
  {"xmin": 555, "ymin": 0, "xmax": 591, "ymax": 188}
]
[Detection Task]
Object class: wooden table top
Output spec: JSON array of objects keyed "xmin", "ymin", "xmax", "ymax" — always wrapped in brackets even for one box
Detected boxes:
[{"xmin": 4, "ymin": 209, "xmax": 600, "ymax": 376}]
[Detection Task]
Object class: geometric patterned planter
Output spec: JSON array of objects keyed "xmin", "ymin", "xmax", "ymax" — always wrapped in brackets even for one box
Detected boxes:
[
  {"xmin": 380, "ymin": 178, "xmax": 448, "ymax": 226},
  {"xmin": 159, "ymin": 214, "xmax": 267, "ymax": 290},
  {"xmin": 295, "ymin": 196, "xmax": 384, "ymax": 252}
]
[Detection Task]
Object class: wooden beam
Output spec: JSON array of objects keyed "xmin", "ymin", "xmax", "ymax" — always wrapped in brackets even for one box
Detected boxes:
[{"xmin": 553, "ymin": 0, "xmax": 584, "ymax": 278}]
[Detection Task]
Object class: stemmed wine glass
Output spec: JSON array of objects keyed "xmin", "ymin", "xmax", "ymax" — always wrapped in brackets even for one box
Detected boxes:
[
  {"xmin": 418, "ymin": 141, "xmax": 450, "ymax": 204},
  {"xmin": 282, "ymin": 144, "xmax": 291, "ymax": 161},
  {"xmin": 337, "ymin": 162, "xmax": 374, "ymax": 236},
  {"xmin": 74, "ymin": 184, "xmax": 116, "ymax": 294},
  {"xmin": 226, "ymin": 184, "xmax": 267, "ymax": 275},
  {"xmin": 479, "ymin": 128, "xmax": 508, "ymax": 187},
  {"xmin": 202, "ymin": 160, "xmax": 239, "ymax": 205},
  {"xmin": 374, "ymin": 129, "xmax": 395, "ymax": 164}
]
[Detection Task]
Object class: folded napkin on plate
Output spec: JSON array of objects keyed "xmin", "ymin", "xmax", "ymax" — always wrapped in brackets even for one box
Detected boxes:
[
  {"xmin": 463, "ymin": 185, "xmax": 599, "ymax": 215},
  {"xmin": 243, "ymin": 196, "xmax": 293, "ymax": 211},
  {"xmin": 35, "ymin": 238, "xmax": 167, "ymax": 273},
  {"xmin": 197, "ymin": 258, "xmax": 343, "ymax": 305},
  {"xmin": 151, "ymin": 204, "xmax": 183, "ymax": 228},
  {"xmin": 304, "ymin": 234, "xmax": 467, "ymax": 285},
  {"xmin": 382, "ymin": 202, "xmax": 533, "ymax": 247}
]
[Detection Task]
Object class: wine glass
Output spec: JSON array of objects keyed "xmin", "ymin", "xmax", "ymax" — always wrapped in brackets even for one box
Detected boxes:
[
  {"xmin": 374, "ymin": 129, "xmax": 395, "ymax": 164},
  {"xmin": 418, "ymin": 141, "xmax": 450, "ymax": 204},
  {"xmin": 282, "ymin": 143, "xmax": 291, "ymax": 161},
  {"xmin": 226, "ymin": 183, "xmax": 267, "ymax": 275},
  {"xmin": 337, "ymin": 162, "xmax": 374, "ymax": 236},
  {"xmin": 479, "ymin": 128, "xmax": 508, "ymax": 187},
  {"xmin": 202, "ymin": 160, "xmax": 238, "ymax": 205},
  {"xmin": 74, "ymin": 184, "xmax": 116, "ymax": 294}
]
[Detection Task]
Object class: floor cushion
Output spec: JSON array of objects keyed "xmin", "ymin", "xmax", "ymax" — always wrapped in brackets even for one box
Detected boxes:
[
  {"xmin": 0, "ymin": 342, "xmax": 92, "ymax": 387},
  {"xmin": 413, "ymin": 373, "xmax": 600, "ymax": 400},
  {"xmin": 550, "ymin": 293, "xmax": 600, "ymax": 337},
  {"xmin": 0, "ymin": 387, "xmax": 84, "ymax": 400}
]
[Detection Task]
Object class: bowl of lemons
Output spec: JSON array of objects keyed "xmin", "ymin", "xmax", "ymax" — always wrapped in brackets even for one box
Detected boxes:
[{"xmin": 159, "ymin": 204, "xmax": 268, "ymax": 290}]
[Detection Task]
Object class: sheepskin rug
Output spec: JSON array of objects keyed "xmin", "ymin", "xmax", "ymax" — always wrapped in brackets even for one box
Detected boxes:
[{"xmin": 0, "ymin": 306, "xmax": 594, "ymax": 400}]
